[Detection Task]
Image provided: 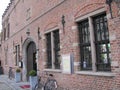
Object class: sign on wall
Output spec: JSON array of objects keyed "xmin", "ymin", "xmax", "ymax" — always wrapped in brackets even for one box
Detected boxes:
[{"xmin": 62, "ymin": 53, "xmax": 74, "ymax": 74}]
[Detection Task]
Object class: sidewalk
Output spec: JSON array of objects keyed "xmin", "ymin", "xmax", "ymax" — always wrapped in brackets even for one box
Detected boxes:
[{"xmin": 0, "ymin": 75, "xmax": 30, "ymax": 90}]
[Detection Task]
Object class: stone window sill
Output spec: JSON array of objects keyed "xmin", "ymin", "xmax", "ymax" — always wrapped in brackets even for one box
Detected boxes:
[
  {"xmin": 75, "ymin": 71, "xmax": 116, "ymax": 77},
  {"xmin": 44, "ymin": 69, "xmax": 62, "ymax": 73}
]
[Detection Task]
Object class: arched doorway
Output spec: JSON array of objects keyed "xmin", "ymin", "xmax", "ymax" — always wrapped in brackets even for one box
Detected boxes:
[
  {"xmin": 22, "ymin": 37, "xmax": 38, "ymax": 81},
  {"xmin": 26, "ymin": 42, "xmax": 37, "ymax": 80}
]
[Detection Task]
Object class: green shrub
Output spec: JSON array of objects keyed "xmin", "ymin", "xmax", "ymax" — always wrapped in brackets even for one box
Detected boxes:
[
  {"xmin": 16, "ymin": 68, "xmax": 21, "ymax": 72},
  {"xmin": 29, "ymin": 70, "xmax": 37, "ymax": 76}
]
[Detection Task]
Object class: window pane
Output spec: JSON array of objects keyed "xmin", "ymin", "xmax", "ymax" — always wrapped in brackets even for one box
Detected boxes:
[
  {"xmin": 53, "ymin": 30, "xmax": 60, "ymax": 69},
  {"xmin": 94, "ymin": 15, "xmax": 109, "ymax": 41},
  {"xmin": 46, "ymin": 33, "xmax": 52, "ymax": 68},
  {"xmin": 79, "ymin": 20, "xmax": 90, "ymax": 43},
  {"xmin": 78, "ymin": 20, "xmax": 92, "ymax": 70},
  {"xmin": 94, "ymin": 14, "xmax": 111, "ymax": 71},
  {"xmin": 81, "ymin": 46, "xmax": 92, "ymax": 70},
  {"xmin": 15, "ymin": 45, "xmax": 20, "ymax": 66},
  {"xmin": 100, "ymin": 44, "xmax": 107, "ymax": 52},
  {"xmin": 100, "ymin": 54, "xmax": 108, "ymax": 63}
]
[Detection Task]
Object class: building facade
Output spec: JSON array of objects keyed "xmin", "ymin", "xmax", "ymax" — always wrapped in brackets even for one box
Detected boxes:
[{"xmin": 0, "ymin": 0, "xmax": 120, "ymax": 89}]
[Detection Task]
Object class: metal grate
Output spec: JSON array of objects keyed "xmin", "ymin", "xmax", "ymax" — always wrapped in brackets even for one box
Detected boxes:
[
  {"xmin": 78, "ymin": 20, "xmax": 92, "ymax": 70},
  {"xmin": 53, "ymin": 30, "xmax": 60, "ymax": 69},
  {"xmin": 93, "ymin": 14, "xmax": 111, "ymax": 71},
  {"xmin": 46, "ymin": 33, "xmax": 52, "ymax": 68}
]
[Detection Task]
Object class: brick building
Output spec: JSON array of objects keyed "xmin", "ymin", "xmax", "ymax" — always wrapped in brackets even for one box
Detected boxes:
[{"xmin": 0, "ymin": 0, "xmax": 120, "ymax": 89}]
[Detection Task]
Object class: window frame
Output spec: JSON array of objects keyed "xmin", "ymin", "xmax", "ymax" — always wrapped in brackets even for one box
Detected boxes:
[
  {"xmin": 93, "ymin": 14, "xmax": 111, "ymax": 71},
  {"xmin": 15, "ymin": 45, "xmax": 20, "ymax": 66},
  {"xmin": 45, "ymin": 29, "xmax": 61, "ymax": 70},
  {"xmin": 77, "ymin": 11, "xmax": 111, "ymax": 72},
  {"xmin": 5, "ymin": 46, "xmax": 8, "ymax": 65},
  {"xmin": 78, "ymin": 20, "xmax": 92, "ymax": 70}
]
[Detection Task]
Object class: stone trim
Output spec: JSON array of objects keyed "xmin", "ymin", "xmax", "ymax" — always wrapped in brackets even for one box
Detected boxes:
[
  {"xmin": 75, "ymin": 71, "xmax": 115, "ymax": 77},
  {"xmin": 22, "ymin": 37, "xmax": 37, "ymax": 81},
  {"xmin": 74, "ymin": 7, "xmax": 111, "ymax": 72},
  {"xmin": 72, "ymin": 43, "xmax": 79, "ymax": 47},
  {"xmin": 75, "ymin": 8, "xmax": 106, "ymax": 22},
  {"xmin": 89, "ymin": 17, "xmax": 96, "ymax": 72},
  {"xmin": 44, "ymin": 69, "xmax": 62, "ymax": 73},
  {"xmin": 44, "ymin": 27, "xmax": 59, "ymax": 34}
]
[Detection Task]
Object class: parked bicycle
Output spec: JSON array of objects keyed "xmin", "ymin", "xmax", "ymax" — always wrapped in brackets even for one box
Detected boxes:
[
  {"xmin": 8, "ymin": 67, "xmax": 14, "ymax": 80},
  {"xmin": 34, "ymin": 72, "xmax": 58, "ymax": 90}
]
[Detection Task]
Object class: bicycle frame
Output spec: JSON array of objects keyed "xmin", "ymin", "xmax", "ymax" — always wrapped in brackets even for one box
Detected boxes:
[{"xmin": 34, "ymin": 72, "xmax": 58, "ymax": 90}]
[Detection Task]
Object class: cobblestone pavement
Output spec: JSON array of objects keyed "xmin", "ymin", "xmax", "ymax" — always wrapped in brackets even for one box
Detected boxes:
[{"xmin": 0, "ymin": 75, "xmax": 30, "ymax": 90}]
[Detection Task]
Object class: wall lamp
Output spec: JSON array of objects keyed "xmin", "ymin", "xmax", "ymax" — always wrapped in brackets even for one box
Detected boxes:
[
  {"xmin": 106, "ymin": 0, "xmax": 113, "ymax": 18},
  {"xmin": 38, "ymin": 27, "xmax": 41, "ymax": 40},
  {"xmin": 61, "ymin": 15, "xmax": 65, "ymax": 33}
]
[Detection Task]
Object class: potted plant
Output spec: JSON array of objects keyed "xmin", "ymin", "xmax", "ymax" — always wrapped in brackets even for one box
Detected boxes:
[
  {"xmin": 29, "ymin": 70, "xmax": 38, "ymax": 90},
  {"xmin": 15, "ymin": 68, "xmax": 21, "ymax": 82}
]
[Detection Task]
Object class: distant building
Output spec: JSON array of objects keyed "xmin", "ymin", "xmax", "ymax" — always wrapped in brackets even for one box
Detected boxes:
[{"xmin": 0, "ymin": 0, "xmax": 120, "ymax": 89}]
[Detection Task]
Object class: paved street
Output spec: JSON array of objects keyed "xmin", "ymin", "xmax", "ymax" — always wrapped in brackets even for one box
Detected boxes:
[
  {"xmin": 0, "ymin": 75, "xmax": 30, "ymax": 90},
  {"xmin": 0, "ymin": 82, "xmax": 12, "ymax": 90}
]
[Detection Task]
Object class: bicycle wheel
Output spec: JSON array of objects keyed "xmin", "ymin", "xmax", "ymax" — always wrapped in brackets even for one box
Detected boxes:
[{"xmin": 34, "ymin": 82, "xmax": 44, "ymax": 90}]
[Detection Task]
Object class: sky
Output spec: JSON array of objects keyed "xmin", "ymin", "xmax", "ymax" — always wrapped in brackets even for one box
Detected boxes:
[{"xmin": 0, "ymin": 0, "xmax": 10, "ymax": 32}]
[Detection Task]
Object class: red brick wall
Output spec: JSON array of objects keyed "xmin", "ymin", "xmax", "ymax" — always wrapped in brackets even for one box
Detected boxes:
[{"xmin": 1, "ymin": 0, "xmax": 120, "ymax": 89}]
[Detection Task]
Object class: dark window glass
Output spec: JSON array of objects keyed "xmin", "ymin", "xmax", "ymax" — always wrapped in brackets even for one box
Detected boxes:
[
  {"xmin": 53, "ymin": 30, "xmax": 60, "ymax": 69},
  {"xmin": 4, "ymin": 28, "xmax": 6, "ymax": 40},
  {"xmin": 93, "ymin": 14, "xmax": 111, "ymax": 71},
  {"xmin": 46, "ymin": 33, "xmax": 52, "ymax": 68},
  {"xmin": 15, "ymin": 45, "xmax": 20, "ymax": 66},
  {"xmin": 78, "ymin": 20, "xmax": 92, "ymax": 70},
  {"xmin": 7, "ymin": 23, "xmax": 10, "ymax": 38},
  {"xmin": 5, "ymin": 48, "xmax": 8, "ymax": 65},
  {"xmin": 1, "ymin": 32, "xmax": 3, "ymax": 41}
]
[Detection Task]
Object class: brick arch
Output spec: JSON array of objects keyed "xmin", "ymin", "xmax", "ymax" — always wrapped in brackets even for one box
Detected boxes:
[
  {"xmin": 44, "ymin": 22, "xmax": 58, "ymax": 32},
  {"xmin": 74, "ymin": 2, "xmax": 105, "ymax": 18}
]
